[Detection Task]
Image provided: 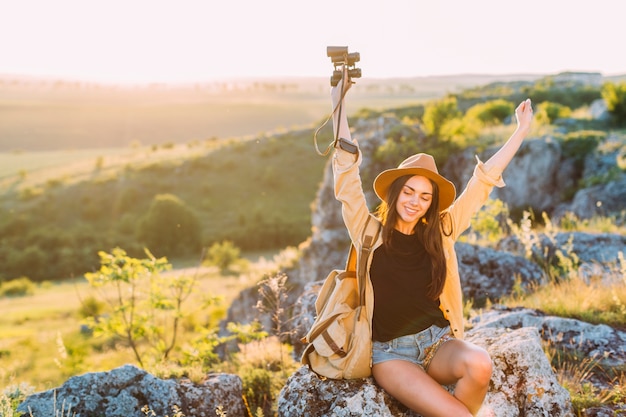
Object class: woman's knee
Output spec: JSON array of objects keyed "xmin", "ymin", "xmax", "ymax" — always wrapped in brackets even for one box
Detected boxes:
[{"xmin": 465, "ymin": 346, "xmax": 493, "ymax": 384}]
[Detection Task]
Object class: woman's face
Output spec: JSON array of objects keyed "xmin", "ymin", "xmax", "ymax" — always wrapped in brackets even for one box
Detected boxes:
[{"xmin": 394, "ymin": 175, "xmax": 433, "ymax": 232}]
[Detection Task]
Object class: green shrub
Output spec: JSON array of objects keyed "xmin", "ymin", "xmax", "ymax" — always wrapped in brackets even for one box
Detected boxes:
[
  {"xmin": 601, "ymin": 81, "xmax": 626, "ymax": 126},
  {"xmin": 560, "ymin": 130, "xmax": 605, "ymax": 159},
  {"xmin": 204, "ymin": 240, "xmax": 242, "ymax": 273},
  {"xmin": 0, "ymin": 276, "xmax": 35, "ymax": 297},
  {"xmin": 234, "ymin": 337, "xmax": 299, "ymax": 417},
  {"xmin": 464, "ymin": 99, "xmax": 514, "ymax": 126},
  {"xmin": 439, "ymin": 117, "xmax": 481, "ymax": 148},
  {"xmin": 241, "ymin": 366, "xmax": 273, "ymax": 416},
  {"xmin": 535, "ymin": 101, "xmax": 572, "ymax": 125},
  {"xmin": 464, "ymin": 198, "xmax": 509, "ymax": 245},
  {"xmin": 1, "ymin": 383, "xmax": 36, "ymax": 417},
  {"xmin": 77, "ymin": 295, "xmax": 106, "ymax": 319},
  {"xmin": 137, "ymin": 193, "xmax": 202, "ymax": 257},
  {"xmin": 422, "ymin": 96, "xmax": 461, "ymax": 137}
]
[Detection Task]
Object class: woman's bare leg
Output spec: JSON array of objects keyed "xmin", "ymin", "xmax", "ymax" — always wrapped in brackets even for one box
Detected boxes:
[
  {"xmin": 372, "ymin": 360, "xmax": 473, "ymax": 417},
  {"xmin": 427, "ymin": 339, "xmax": 493, "ymax": 415}
]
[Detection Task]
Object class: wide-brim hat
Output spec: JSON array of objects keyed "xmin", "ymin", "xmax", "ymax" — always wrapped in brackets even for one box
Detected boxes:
[{"xmin": 373, "ymin": 153, "xmax": 456, "ymax": 211}]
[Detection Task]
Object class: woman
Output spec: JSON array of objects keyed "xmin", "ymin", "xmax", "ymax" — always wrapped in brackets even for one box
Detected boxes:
[{"xmin": 330, "ymin": 71, "xmax": 533, "ymax": 417}]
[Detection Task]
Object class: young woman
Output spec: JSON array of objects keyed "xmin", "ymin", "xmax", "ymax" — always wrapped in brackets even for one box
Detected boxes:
[{"xmin": 330, "ymin": 71, "xmax": 533, "ymax": 417}]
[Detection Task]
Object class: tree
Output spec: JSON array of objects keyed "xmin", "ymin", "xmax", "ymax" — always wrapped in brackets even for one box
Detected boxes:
[
  {"xmin": 601, "ymin": 81, "xmax": 626, "ymax": 126},
  {"xmin": 422, "ymin": 96, "xmax": 461, "ymax": 137},
  {"xmin": 83, "ymin": 248, "xmax": 197, "ymax": 367},
  {"xmin": 204, "ymin": 240, "xmax": 243, "ymax": 273},
  {"xmin": 137, "ymin": 193, "xmax": 201, "ymax": 257}
]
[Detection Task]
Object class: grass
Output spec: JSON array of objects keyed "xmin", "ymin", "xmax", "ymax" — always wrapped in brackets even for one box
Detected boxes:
[{"xmin": 500, "ymin": 271, "xmax": 626, "ymax": 329}]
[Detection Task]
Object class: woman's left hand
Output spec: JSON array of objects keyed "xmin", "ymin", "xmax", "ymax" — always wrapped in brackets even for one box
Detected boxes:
[{"xmin": 515, "ymin": 98, "xmax": 533, "ymax": 133}]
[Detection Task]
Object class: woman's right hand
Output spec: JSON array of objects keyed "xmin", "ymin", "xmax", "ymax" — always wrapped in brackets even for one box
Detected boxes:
[{"xmin": 515, "ymin": 98, "xmax": 533, "ymax": 134}]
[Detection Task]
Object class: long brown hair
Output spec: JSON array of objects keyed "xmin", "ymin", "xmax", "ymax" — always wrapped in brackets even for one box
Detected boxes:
[{"xmin": 375, "ymin": 175, "xmax": 450, "ymax": 300}]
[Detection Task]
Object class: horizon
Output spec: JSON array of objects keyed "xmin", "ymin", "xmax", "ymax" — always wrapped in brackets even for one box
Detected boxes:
[
  {"xmin": 1, "ymin": 70, "xmax": 621, "ymax": 89},
  {"xmin": 1, "ymin": 0, "xmax": 625, "ymax": 85}
]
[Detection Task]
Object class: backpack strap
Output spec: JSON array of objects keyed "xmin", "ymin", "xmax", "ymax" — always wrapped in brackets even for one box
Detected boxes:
[
  {"xmin": 344, "ymin": 215, "xmax": 381, "ymax": 307},
  {"xmin": 358, "ymin": 215, "xmax": 380, "ymax": 306}
]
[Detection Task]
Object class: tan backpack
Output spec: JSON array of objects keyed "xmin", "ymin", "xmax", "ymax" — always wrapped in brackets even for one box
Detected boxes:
[{"xmin": 301, "ymin": 215, "xmax": 381, "ymax": 379}]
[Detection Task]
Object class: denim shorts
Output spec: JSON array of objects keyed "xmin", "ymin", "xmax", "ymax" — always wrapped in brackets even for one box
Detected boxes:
[{"xmin": 372, "ymin": 324, "xmax": 454, "ymax": 371}]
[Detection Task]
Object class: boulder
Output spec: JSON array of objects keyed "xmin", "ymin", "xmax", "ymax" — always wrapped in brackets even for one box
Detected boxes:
[
  {"xmin": 497, "ymin": 231, "xmax": 626, "ymax": 279},
  {"xmin": 455, "ymin": 242, "xmax": 544, "ymax": 303},
  {"xmin": 18, "ymin": 364, "xmax": 246, "ymax": 417},
  {"xmin": 471, "ymin": 306, "xmax": 626, "ymax": 368}
]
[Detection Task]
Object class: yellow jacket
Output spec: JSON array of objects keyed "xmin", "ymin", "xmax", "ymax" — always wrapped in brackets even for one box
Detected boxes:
[{"xmin": 332, "ymin": 148, "xmax": 505, "ymax": 340}]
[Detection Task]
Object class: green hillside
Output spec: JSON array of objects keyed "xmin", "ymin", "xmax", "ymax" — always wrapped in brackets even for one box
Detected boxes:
[{"xmin": 1, "ymin": 72, "xmax": 625, "ymax": 283}]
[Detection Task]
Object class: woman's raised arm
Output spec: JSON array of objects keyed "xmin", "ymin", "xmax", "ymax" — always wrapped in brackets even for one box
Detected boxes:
[{"xmin": 483, "ymin": 98, "xmax": 534, "ymax": 174}]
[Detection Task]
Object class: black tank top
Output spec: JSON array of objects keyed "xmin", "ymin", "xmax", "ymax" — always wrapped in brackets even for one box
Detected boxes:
[{"xmin": 370, "ymin": 229, "xmax": 449, "ymax": 342}]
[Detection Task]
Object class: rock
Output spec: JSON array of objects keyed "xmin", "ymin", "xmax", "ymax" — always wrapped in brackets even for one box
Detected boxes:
[
  {"xmin": 18, "ymin": 364, "xmax": 246, "ymax": 417},
  {"xmin": 443, "ymin": 138, "xmax": 576, "ymax": 215},
  {"xmin": 471, "ymin": 307, "xmax": 626, "ymax": 368},
  {"xmin": 589, "ymin": 99, "xmax": 610, "ymax": 121},
  {"xmin": 278, "ymin": 326, "xmax": 575, "ymax": 417},
  {"xmin": 553, "ymin": 177, "xmax": 626, "ymax": 223},
  {"xmin": 497, "ymin": 231, "xmax": 626, "ymax": 279},
  {"xmin": 277, "ymin": 366, "xmax": 419, "ymax": 417},
  {"xmin": 455, "ymin": 242, "xmax": 544, "ymax": 303},
  {"xmin": 467, "ymin": 327, "xmax": 574, "ymax": 417}
]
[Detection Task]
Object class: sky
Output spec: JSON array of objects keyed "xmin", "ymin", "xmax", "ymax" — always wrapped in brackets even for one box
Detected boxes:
[{"xmin": 0, "ymin": 0, "xmax": 624, "ymax": 84}]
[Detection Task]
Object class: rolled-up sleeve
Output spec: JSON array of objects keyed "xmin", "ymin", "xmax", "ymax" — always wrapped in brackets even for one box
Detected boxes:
[{"xmin": 473, "ymin": 155, "xmax": 506, "ymax": 188}]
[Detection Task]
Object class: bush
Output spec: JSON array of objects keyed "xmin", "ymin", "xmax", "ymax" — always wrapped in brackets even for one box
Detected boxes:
[
  {"xmin": 535, "ymin": 101, "xmax": 572, "ymax": 125},
  {"xmin": 234, "ymin": 337, "xmax": 299, "ymax": 417},
  {"xmin": 137, "ymin": 193, "xmax": 202, "ymax": 257},
  {"xmin": 601, "ymin": 81, "xmax": 626, "ymax": 126},
  {"xmin": 559, "ymin": 130, "xmax": 604, "ymax": 161},
  {"xmin": 77, "ymin": 295, "xmax": 106, "ymax": 319},
  {"xmin": 240, "ymin": 366, "xmax": 273, "ymax": 416},
  {"xmin": 439, "ymin": 117, "xmax": 481, "ymax": 148},
  {"xmin": 464, "ymin": 99, "xmax": 515, "ymax": 126},
  {"xmin": 422, "ymin": 96, "xmax": 461, "ymax": 137},
  {"xmin": 204, "ymin": 240, "xmax": 242, "ymax": 273},
  {"xmin": 0, "ymin": 277, "xmax": 35, "ymax": 297}
]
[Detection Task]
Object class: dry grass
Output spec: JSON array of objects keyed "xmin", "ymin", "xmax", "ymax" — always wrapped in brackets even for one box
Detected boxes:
[{"xmin": 500, "ymin": 261, "xmax": 626, "ymax": 329}]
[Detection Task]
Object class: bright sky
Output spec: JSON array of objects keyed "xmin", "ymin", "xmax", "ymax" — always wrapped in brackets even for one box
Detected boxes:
[{"xmin": 1, "ymin": 0, "xmax": 624, "ymax": 84}]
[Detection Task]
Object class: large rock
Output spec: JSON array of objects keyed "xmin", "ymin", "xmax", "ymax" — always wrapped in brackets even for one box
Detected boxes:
[
  {"xmin": 553, "ymin": 177, "xmax": 626, "ymax": 223},
  {"xmin": 467, "ymin": 327, "xmax": 574, "ymax": 417},
  {"xmin": 443, "ymin": 138, "xmax": 577, "ymax": 215},
  {"xmin": 456, "ymin": 242, "xmax": 544, "ymax": 304},
  {"xmin": 278, "ymin": 325, "xmax": 575, "ymax": 416},
  {"xmin": 471, "ymin": 306, "xmax": 626, "ymax": 368},
  {"xmin": 18, "ymin": 365, "xmax": 246, "ymax": 417},
  {"xmin": 497, "ymin": 231, "xmax": 626, "ymax": 279}
]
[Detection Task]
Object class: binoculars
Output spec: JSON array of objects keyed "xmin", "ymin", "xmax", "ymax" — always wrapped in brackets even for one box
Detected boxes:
[{"xmin": 327, "ymin": 46, "xmax": 362, "ymax": 86}]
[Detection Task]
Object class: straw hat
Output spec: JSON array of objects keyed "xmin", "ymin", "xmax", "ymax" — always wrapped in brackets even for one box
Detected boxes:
[{"xmin": 373, "ymin": 153, "xmax": 456, "ymax": 211}]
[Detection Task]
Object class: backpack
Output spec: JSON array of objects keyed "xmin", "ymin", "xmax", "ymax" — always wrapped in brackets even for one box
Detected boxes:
[{"xmin": 301, "ymin": 215, "xmax": 381, "ymax": 379}]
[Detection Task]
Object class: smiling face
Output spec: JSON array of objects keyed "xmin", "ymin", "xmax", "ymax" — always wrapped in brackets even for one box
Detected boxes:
[{"xmin": 394, "ymin": 175, "xmax": 433, "ymax": 234}]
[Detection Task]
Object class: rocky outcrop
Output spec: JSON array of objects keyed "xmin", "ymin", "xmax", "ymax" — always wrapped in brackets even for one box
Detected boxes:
[
  {"xmin": 471, "ymin": 307, "xmax": 626, "ymax": 369},
  {"xmin": 497, "ymin": 231, "xmax": 626, "ymax": 279},
  {"xmin": 18, "ymin": 365, "xmax": 246, "ymax": 417},
  {"xmin": 279, "ymin": 323, "xmax": 575, "ymax": 417},
  {"xmin": 455, "ymin": 242, "xmax": 544, "ymax": 303},
  {"xmin": 443, "ymin": 138, "xmax": 578, "ymax": 215}
]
